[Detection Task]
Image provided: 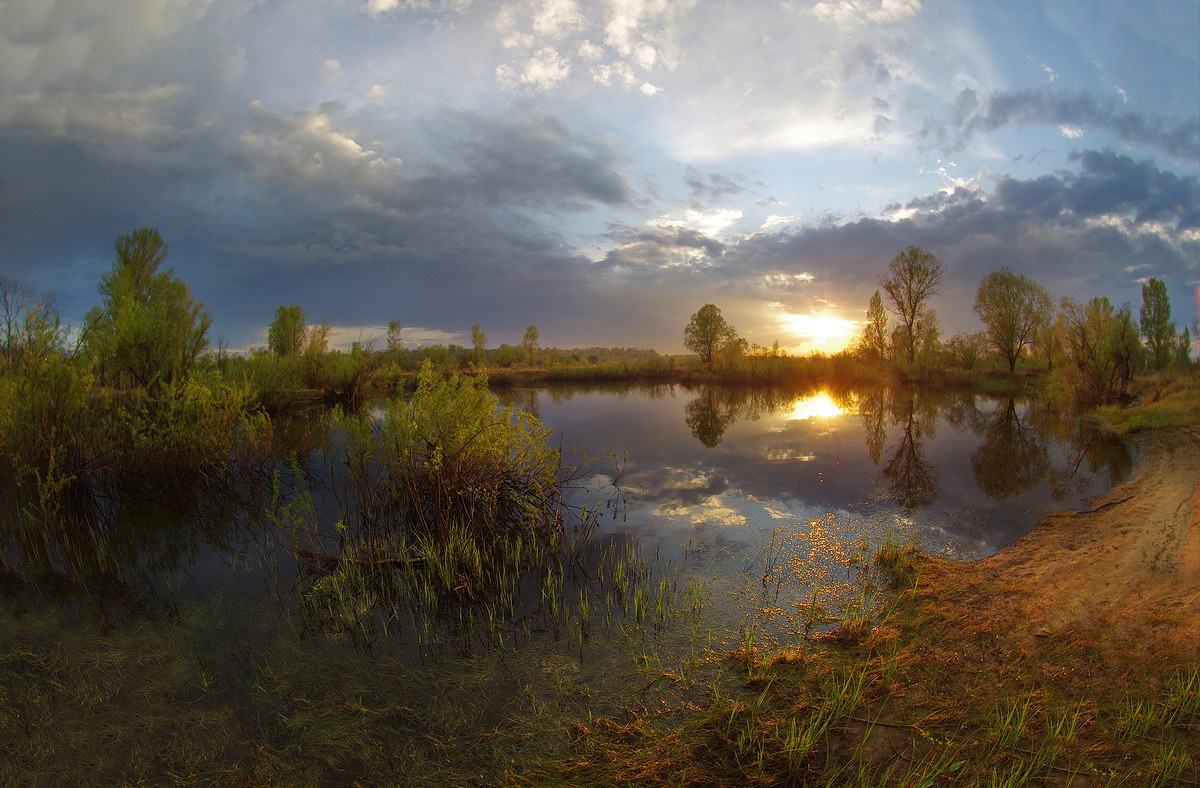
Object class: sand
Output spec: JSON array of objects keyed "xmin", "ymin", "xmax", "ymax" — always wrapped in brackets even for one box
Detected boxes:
[{"xmin": 971, "ymin": 425, "xmax": 1200, "ymax": 659}]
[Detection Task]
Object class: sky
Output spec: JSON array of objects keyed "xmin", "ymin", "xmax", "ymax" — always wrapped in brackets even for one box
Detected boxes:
[{"xmin": 1, "ymin": 0, "xmax": 1197, "ymax": 354}]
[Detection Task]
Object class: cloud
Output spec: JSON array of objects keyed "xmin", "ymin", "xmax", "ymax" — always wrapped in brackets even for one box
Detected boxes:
[
  {"xmin": 812, "ymin": 0, "xmax": 923, "ymax": 29},
  {"xmin": 923, "ymin": 87, "xmax": 1200, "ymax": 162},
  {"xmin": 491, "ymin": 0, "xmax": 694, "ymax": 94},
  {"xmin": 496, "ymin": 46, "xmax": 572, "ymax": 91},
  {"xmin": 364, "ymin": 0, "xmax": 474, "ymax": 17}
]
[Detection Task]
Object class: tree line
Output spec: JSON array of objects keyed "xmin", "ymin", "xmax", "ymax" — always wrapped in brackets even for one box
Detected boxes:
[{"xmin": 682, "ymin": 246, "xmax": 1193, "ymax": 404}]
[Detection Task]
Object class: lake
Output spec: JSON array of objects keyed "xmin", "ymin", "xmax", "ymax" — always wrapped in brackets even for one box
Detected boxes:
[{"xmin": 0, "ymin": 382, "xmax": 1130, "ymax": 783}]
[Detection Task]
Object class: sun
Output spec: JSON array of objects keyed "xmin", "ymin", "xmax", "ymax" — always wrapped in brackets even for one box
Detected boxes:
[{"xmin": 778, "ymin": 312, "xmax": 858, "ymax": 352}]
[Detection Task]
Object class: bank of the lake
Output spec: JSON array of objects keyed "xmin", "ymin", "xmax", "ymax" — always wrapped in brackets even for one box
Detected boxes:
[{"xmin": 551, "ymin": 380, "xmax": 1199, "ymax": 786}]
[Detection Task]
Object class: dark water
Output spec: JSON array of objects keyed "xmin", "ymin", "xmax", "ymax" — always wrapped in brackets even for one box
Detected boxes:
[{"xmin": 0, "ymin": 382, "xmax": 1131, "ymax": 781}]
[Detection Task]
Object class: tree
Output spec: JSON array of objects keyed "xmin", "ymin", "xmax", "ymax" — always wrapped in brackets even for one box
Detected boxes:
[
  {"xmin": 974, "ymin": 268, "xmax": 1054, "ymax": 372},
  {"xmin": 494, "ymin": 343, "xmax": 520, "ymax": 367},
  {"xmin": 1176, "ymin": 327, "xmax": 1192, "ymax": 366},
  {"xmin": 683, "ymin": 304, "xmax": 738, "ymax": 366},
  {"xmin": 386, "ymin": 320, "xmax": 403, "ymax": 354},
  {"xmin": 470, "ymin": 323, "xmax": 487, "ymax": 366},
  {"xmin": 268, "ymin": 305, "xmax": 307, "ymax": 357},
  {"xmin": 83, "ymin": 228, "xmax": 211, "ymax": 390},
  {"xmin": 522, "ymin": 325, "xmax": 540, "ymax": 366},
  {"xmin": 860, "ymin": 290, "xmax": 889, "ymax": 360},
  {"xmin": 946, "ymin": 331, "xmax": 989, "ymax": 370},
  {"xmin": 1139, "ymin": 277, "xmax": 1175, "ymax": 369},
  {"xmin": 880, "ymin": 247, "xmax": 944, "ymax": 365},
  {"xmin": 1059, "ymin": 296, "xmax": 1138, "ymax": 403}
]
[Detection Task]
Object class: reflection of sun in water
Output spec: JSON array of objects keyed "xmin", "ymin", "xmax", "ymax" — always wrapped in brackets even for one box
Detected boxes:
[{"xmin": 786, "ymin": 392, "xmax": 844, "ymax": 421}]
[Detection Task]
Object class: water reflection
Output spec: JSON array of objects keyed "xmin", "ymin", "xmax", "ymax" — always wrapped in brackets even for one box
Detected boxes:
[
  {"xmin": 880, "ymin": 390, "xmax": 940, "ymax": 511},
  {"xmin": 785, "ymin": 393, "xmax": 845, "ymax": 421},
  {"xmin": 971, "ymin": 399, "xmax": 1049, "ymax": 499},
  {"xmin": 685, "ymin": 389, "xmax": 738, "ymax": 447},
  {"xmin": 666, "ymin": 384, "xmax": 1131, "ymax": 525}
]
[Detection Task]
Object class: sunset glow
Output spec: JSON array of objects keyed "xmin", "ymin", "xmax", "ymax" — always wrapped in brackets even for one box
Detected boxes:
[
  {"xmin": 785, "ymin": 393, "xmax": 845, "ymax": 421},
  {"xmin": 778, "ymin": 313, "xmax": 859, "ymax": 353}
]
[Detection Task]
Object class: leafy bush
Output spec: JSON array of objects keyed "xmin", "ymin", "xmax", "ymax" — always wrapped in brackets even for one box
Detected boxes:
[{"xmin": 336, "ymin": 361, "xmax": 561, "ymax": 538}]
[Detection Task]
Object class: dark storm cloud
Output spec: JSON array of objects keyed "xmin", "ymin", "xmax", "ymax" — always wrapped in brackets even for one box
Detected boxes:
[
  {"xmin": 689, "ymin": 149, "xmax": 1198, "ymax": 335},
  {"xmin": 922, "ymin": 88, "xmax": 1200, "ymax": 162},
  {"xmin": 421, "ymin": 111, "xmax": 633, "ymax": 210},
  {"xmin": 0, "ymin": 97, "xmax": 638, "ymax": 345},
  {"xmin": 683, "ymin": 166, "xmax": 745, "ymax": 201}
]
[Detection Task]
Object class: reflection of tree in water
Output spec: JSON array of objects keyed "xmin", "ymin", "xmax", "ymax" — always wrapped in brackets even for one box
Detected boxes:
[
  {"xmin": 881, "ymin": 390, "xmax": 939, "ymax": 510},
  {"xmin": 685, "ymin": 389, "xmax": 739, "ymax": 448},
  {"xmin": 858, "ymin": 390, "xmax": 888, "ymax": 465},
  {"xmin": 682, "ymin": 385, "xmax": 820, "ymax": 448},
  {"xmin": 940, "ymin": 391, "xmax": 987, "ymax": 434},
  {"xmin": 971, "ymin": 399, "xmax": 1049, "ymax": 499},
  {"xmin": 1044, "ymin": 417, "xmax": 1133, "ymax": 501}
]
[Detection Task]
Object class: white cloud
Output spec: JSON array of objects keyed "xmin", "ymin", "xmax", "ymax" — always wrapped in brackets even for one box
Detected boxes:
[
  {"xmin": 364, "ymin": 0, "xmax": 474, "ymax": 16},
  {"xmin": 366, "ymin": 83, "xmax": 387, "ymax": 98},
  {"xmin": 812, "ymin": 0, "xmax": 922, "ymax": 28},
  {"xmin": 237, "ymin": 100, "xmax": 402, "ymax": 189},
  {"xmin": 590, "ymin": 61, "xmax": 637, "ymax": 87},
  {"xmin": 497, "ymin": 46, "xmax": 572, "ymax": 91},
  {"xmin": 577, "ymin": 38, "xmax": 603, "ymax": 61},
  {"xmin": 639, "ymin": 81, "xmax": 661, "ymax": 96},
  {"xmin": 531, "ymin": 0, "xmax": 585, "ymax": 40},
  {"xmin": 323, "ymin": 58, "xmax": 345, "ymax": 84},
  {"xmin": 760, "ymin": 215, "xmax": 799, "ymax": 230},
  {"xmin": 1059, "ymin": 125, "xmax": 1083, "ymax": 139},
  {"xmin": 650, "ymin": 208, "xmax": 743, "ymax": 236}
]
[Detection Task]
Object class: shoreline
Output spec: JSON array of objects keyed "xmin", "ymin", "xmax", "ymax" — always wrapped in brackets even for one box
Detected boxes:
[{"xmin": 917, "ymin": 423, "xmax": 1200, "ymax": 672}]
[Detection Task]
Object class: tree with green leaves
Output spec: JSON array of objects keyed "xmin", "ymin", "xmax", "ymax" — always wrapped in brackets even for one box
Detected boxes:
[
  {"xmin": 268, "ymin": 305, "xmax": 307, "ymax": 357},
  {"xmin": 881, "ymin": 247, "xmax": 943, "ymax": 365},
  {"xmin": 683, "ymin": 304, "xmax": 738, "ymax": 366},
  {"xmin": 974, "ymin": 267, "xmax": 1054, "ymax": 371},
  {"xmin": 522, "ymin": 325, "xmax": 539, "ymax": 366},
  {"xmin": 946, "ymin": 331, "xmax": 989, "ymax": 370},
  {"xmin": 470, "ymin": 323, "xmax": 487, "ymax": 366},
  {"xmin": 386, "ymin": 320, "xmax": 403, "ymax": 354},
  {"xmin": 1176, "ymin": 327, "xmax": 1192, "ymax": 365},
  {"xmin": 83, "ymin": 228, "xmax": 211, "ymax": 390},
  {"xmin": 1139, "ymin": 277, "xmax": 1175, "ymax": 369},
  {"xmin": 860, "ymin": 290, "xmax": 889, "ymax": 360},
  {"xmin": 1059, "ymin": 296, "xmax": 1140, "ymax": 403}
]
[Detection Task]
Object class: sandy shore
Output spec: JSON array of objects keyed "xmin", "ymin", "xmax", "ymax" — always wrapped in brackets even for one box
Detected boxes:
[{"xmin": 946, "ymin": 424, "xmax": 1200, "ymax": 664}]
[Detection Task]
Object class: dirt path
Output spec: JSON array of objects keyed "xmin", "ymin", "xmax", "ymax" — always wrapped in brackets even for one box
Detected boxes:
[{"xmin": 970, "ymin": 425, "xmax": 1200, "ymax": 660}]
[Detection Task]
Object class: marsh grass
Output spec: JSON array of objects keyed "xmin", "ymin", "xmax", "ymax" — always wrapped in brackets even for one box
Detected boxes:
[{"xmin": 552, "ymin": 545, "xmax": 1199, "ymax": 786}]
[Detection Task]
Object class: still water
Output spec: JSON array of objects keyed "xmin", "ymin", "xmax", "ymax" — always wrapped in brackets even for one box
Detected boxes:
[{"xmin": 0, "ymin": 383, "xmax": 1130, "ymax": 783}]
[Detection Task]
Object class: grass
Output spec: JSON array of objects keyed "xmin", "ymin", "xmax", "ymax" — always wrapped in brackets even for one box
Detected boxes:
[
  {"xmin": 547, "ymin": 544, "xmax": 1199, "ymax": 786},
  {"xmin": 1095, "ymin": 366, "xmax": 1200, "ymax": 434}
]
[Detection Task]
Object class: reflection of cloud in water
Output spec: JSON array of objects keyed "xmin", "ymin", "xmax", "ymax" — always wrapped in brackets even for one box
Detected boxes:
[
  {"xmin": 651, "ymin": 491, "xmax": 748, "ymax": 527},
  {"xmin": 626, "ymin": 465, "xmax": 729, "ymax": 508},
  {"xmin": 765, "ymin": 447, "xmax": 816, "ymax": 461}
]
